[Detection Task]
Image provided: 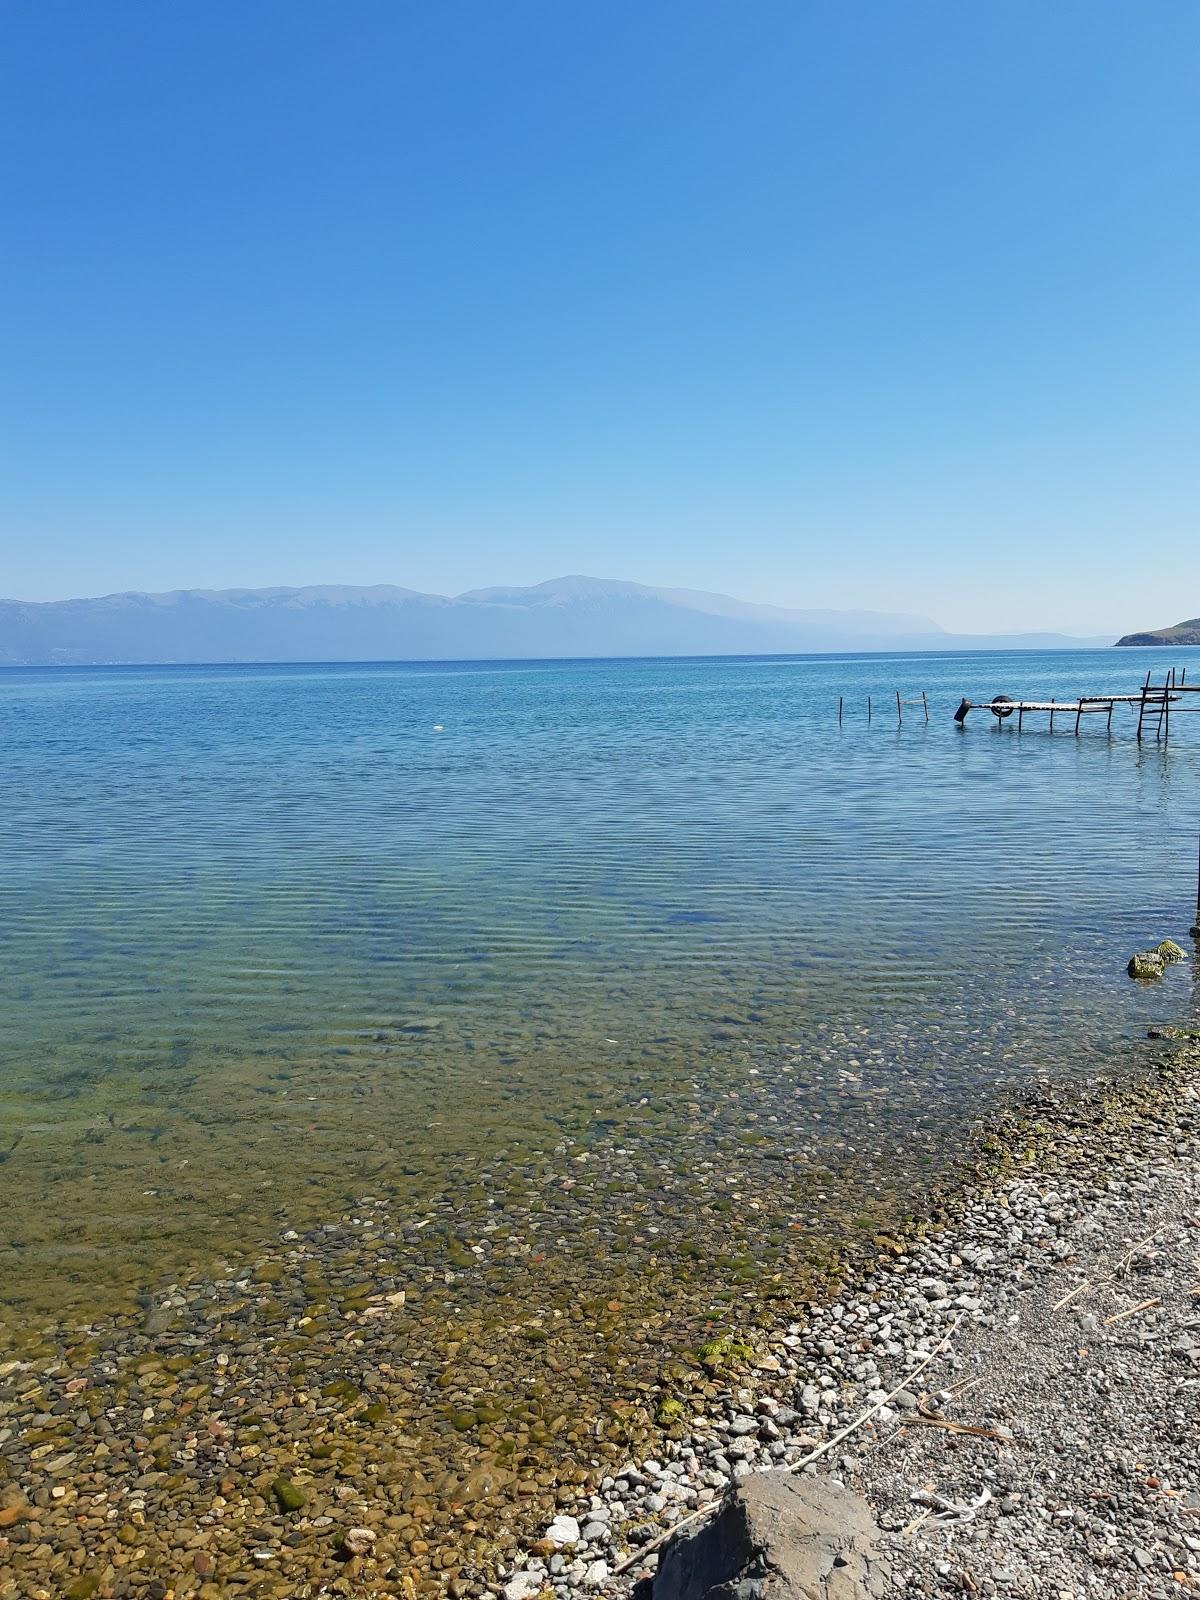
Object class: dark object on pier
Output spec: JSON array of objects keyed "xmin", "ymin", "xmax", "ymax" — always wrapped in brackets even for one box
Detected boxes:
[{"xmin": 955, "ymin": 693, "xmax": 1015, "ymax": 723}]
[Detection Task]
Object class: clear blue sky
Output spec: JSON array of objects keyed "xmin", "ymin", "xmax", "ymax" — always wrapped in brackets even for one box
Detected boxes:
[{"xmin": 2, "ymin": 2, "xmax": 1197, "ymax": 633}]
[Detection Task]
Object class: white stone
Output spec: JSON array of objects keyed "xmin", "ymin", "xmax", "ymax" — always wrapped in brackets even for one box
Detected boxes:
[
  {"xmin": 504, "ymin": 1572, "xmax": 544, "ymax": 1600},
  {"xmin": 544, "ymin": 1515, "xmax": 581, "ymax": 1548}
]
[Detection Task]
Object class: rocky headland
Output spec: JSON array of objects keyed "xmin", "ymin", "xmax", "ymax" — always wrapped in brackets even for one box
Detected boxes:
[{"xmin": 1116, "ymin": 618, "xmax": 1200, "ymax": 647}]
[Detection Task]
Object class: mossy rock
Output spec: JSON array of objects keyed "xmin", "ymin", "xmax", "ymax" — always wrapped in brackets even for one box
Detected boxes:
[
  {"xmin": 65, "ymin": 1580, "xmax": 101, "ymax": 1600},
  {"xmin": 655, "ymin": 1397, "xmax": 684, "ymax": 1424},
  {"xmin": 1128, "ymin": 950, "xmax": 1165, "ymax": 981},
  {"xmin": 694, "ymin": 1333, "xmax": 755, "ymax": 1372},
  {"xmin": 272, "ymin": 1477, "xmax": 307, "ymax": 1513},
  {"xmin": 1157, "ymin": 939, "xmax": 1187, "ymax": 963}
]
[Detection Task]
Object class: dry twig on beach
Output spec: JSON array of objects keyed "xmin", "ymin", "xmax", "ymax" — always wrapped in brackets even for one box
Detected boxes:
[
  {"xmin": 1101, "ymin": 1296, "xmax": 1161, "ymax": 1326},
  {"xmin": 1051, "ymin": 1224, "xmax": 1167, "ymax": 1313},
  {"xmin": 612, "ymin": 1315, "xmax": 964, "ymax": 1577},
  {"xmin": 900, "ymin": 1403, "xmax": 1016, "ymax": 1444}
]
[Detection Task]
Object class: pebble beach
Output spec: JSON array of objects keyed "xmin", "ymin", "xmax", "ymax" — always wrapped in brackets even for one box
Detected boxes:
[{"xmin": 3, "ymin": 1018, "xmax": 1199, "ymax": 1600}]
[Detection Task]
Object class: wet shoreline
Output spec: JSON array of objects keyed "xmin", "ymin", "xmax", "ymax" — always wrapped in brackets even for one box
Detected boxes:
[
  {"xmin": 511, "ymin": 1032, "xmax": 1200, "ymax": 1600},
  {"xmin": 3, "ymin": 1014, "xmax": 1200, "ymax": 1599}
]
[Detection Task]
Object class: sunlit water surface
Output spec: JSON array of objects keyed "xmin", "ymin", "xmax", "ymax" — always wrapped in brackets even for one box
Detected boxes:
[{"xmin": 2, "ymin": 649, "xmax": 1198, "ymax": 1340}]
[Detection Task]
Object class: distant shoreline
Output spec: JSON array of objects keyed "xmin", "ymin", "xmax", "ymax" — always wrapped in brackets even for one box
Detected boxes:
[{"xmin": 3, "ymin": 641, "xmax": 1156, "ymax": 673}]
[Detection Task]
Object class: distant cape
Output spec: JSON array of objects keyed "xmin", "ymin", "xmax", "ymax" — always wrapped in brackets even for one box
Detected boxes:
[
  {"xmin": 0, "ymin": 576, "xmax": 1113, "ymax": 665},
  {"xmin": 1116, "ymin": 616, "xmax": 1200, "ymax": 647}
]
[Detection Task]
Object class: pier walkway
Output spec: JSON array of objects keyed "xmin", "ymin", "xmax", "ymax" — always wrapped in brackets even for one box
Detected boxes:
[{"xmin": 953, "ymin": 668, "xmax": 1200, "ymax": 739}]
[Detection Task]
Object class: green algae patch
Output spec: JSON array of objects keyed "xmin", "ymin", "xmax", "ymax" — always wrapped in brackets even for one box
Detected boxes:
[
  {"xmin": 694, "ymin": 1333, "xmax": 755, "ymax": 1372},
  {"xmin": 272, "ymin": 1476, "xmax": 307, "ymax": 1513}
]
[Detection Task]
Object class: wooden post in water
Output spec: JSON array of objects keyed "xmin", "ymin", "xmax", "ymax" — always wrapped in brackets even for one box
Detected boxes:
[
  {"xmin": 1192, "ymin": 826, "xmax": 1200, "ymax": 939},
  {"xmin": 838, "ymin": 695, "xmax": 843, "ymax": 725},
  {"xmin": 867, "ymin": 695, "xmax": 872, "ymax": 723},
  {"xmin": 896, "ymin": 690, "xmax": 902, "ymax": 726},
  {"xmin": 922, "ymin": 691, "xmax": 929, "ymax": 723}
]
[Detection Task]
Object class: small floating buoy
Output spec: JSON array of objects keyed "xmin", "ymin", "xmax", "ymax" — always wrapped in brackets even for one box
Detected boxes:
[{"xmin": 433, "ymin": 724, "xmax": 443, "ymax": 732}]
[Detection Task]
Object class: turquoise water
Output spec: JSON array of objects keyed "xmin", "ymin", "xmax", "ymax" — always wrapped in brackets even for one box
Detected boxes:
[{"xmin": 1, "ymin": 648, "xmax": 1198, "ymax": 1331}]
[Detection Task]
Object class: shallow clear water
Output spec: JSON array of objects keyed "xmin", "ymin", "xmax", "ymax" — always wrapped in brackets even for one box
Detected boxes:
[{"xmin": 2, "ymin": 648, "xmax": 1198, "ymax": 1334}]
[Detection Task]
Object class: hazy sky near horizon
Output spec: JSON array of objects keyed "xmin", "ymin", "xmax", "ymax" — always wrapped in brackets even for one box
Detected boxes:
[{"xmin": 2, "ymin": 3, "xmax": 1198, "ymax": 635}]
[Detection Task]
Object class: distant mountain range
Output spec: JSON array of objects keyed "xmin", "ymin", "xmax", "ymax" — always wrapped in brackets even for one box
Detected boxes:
[
  {"xmin": 1116, "ymin": 616, "xmax": 1200, "ymax": 646},
  {"xmin": 0, "ymin": 576, "xmax": 1114, "ymax": 665}
]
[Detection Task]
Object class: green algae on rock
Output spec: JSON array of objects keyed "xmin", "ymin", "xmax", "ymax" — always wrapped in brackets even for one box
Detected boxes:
[
  {"xmin": 1128, "ymin": 950, "xmax": 1165, "ymax": 980},
  {"xmin": 272, "ymin": 1476, "xmax": 308, "ymax": 1513}
]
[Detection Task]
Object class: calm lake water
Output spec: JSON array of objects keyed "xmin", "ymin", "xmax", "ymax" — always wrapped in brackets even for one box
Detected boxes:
[{"xmin": 2, "ymin": 648, "xmax": 1198, "ymax": 1340}]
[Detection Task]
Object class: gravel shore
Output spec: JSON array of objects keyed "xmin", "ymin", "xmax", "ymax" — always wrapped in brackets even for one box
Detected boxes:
[
  {"xmin": 3, "ymin": 1039, "xmax": 1199, "ymax": 1599},
  {"xmin": 506, "ymin": 1040, "xmax": 1200, "ymax": 1600}
]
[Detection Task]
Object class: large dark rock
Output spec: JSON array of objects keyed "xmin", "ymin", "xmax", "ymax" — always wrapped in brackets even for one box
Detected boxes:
[{"xmin": 643, "ymin": 1473, "xmax": 890, "ymax": 1600}]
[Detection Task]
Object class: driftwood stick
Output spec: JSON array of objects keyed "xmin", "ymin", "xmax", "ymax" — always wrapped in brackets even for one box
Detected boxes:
[
  {"xmin": 781, "ymin": 1315, "xmax": 964, "ymax": 1477},
  {"xmin": 902, "ymin": 1507, "xmax": 932, "ymax": 1538},
  {"xmin": 1102, "ymin": 1297, "xmax": 1160, "ymax": 1327},
  {"xmin": 906, "ymin": 1404, "xmax": 1015, "ymax": 1444}
]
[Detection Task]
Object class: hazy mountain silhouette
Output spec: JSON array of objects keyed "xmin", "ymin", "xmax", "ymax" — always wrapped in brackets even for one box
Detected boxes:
[{"xmin": 0, "ymin": 576, "xmax": 1110, "ymax": 665}]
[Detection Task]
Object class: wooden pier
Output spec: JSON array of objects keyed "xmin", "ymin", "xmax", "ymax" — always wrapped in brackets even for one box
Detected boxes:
[{"xmin": 953, "ymin": 667, "xmax": 1200, "ymax": 740}]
